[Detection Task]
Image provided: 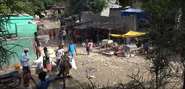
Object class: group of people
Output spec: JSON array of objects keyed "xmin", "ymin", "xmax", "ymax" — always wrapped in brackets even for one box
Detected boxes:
[
  {"xmin": 48, "ymin": 29, "xmax": 66, "ymax": 44},
  {"xmin": 19, "ymin": 31, "xmax": 77, "ymax": 89},
  {"xmin": 20, "ymin": 48, "xmax": 68, "ymax": 89}
]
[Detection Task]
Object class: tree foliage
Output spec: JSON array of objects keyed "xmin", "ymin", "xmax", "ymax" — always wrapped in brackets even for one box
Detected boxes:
[
  {"xmin": 63, "ymin": 0, "xmax": 108, "ymax": 15},
  {"xmin": 116, "ymin": 0, "xmax": 130, "ymax": 8},
  {"xmin": 0, "ymin": 0, "xmax": 48, "ymax": 69},
  {"xmin": 117, "ymin": 0, "xmax": 185, "ymax": 88}
]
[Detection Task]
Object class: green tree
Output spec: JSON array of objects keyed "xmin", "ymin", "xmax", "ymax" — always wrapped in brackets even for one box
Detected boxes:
[
  {"xmin": 116, "ymin": 0, "xmax": 185, "ymax": 88},
  {"xmin": 0, "ymin": 0, "xmax": 48, "ymax": 69},
  {"xmin": 116, "ymin": 0, "xmax": 130, "ymax": 8},
  {"xmin": 62, "ymin": 0, "xmax": 108, "ymax": 21}
]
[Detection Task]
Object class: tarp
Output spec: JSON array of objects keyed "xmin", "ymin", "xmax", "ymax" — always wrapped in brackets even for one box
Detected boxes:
[
  {"xmin": 123, "ymin": 31, "xmax": 146, "ymax": 37},
  {"xmin": 109, "ymin": 31, "xmax": 146, "ymax": 38},
  {"xmin": 109, "ymin": 34, "xmax": 123, "ymax": 38}
]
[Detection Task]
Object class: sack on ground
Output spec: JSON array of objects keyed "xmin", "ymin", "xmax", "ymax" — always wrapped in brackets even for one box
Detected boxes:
[{"xmin": 31, "ymin": 56, "xmax": 43, "ymax": 69}]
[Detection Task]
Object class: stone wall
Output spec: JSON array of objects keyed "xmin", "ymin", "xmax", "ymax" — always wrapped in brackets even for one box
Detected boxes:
[
  {"xmin": 109, "ymin": 9, "xmax": 122, "ymax": 17},
  {"xmin": 81, "ymin": 11, "xmax": 137, "ymax": 32}
]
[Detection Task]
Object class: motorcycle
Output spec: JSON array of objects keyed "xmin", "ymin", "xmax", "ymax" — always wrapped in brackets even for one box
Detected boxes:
[{"xmin": 0, "ymin": 70, "xmax": 22, "ymax": 89}]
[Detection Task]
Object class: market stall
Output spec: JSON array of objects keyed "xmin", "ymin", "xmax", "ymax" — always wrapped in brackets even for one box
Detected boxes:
[
  {"xmin": 102, "ymin": 39, "xmax": 113, "ymax": 46},
  {"xmin": 109, "ymin": 30, "xmax": 146, "ymax": 58}
]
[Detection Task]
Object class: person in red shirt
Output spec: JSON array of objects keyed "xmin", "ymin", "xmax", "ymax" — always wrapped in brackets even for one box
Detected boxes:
[
  {"xmin": 49, "ymin": 30, "xmax": 52, "ymax": 40},
  {"xmin": 86, "ymin": 42, "xmax": 90, "ymax": 55},
  {"xmin": 76, "ymin": 29, "xmax": 80, "ymax": 43}
]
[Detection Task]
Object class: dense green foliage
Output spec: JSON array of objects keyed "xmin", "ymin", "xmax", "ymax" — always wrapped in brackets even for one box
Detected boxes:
[
  {"xmin": 0, "ymin": 0, "xmax": 49, "ymax": 69},
  {"xmin": 63, "ymin": 0, "xmax": 108, "ymax": 15},
  {"xmin": 116, "ymin": 0, "xmax": 130, "ymax": 8},
  {"xmin": 119, "ymin": 0, "xmax": 185, "ymax": 88}
]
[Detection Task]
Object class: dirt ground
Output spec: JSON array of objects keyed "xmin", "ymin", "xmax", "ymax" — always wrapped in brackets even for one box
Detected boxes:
[
  {"xmin": 23, "ymin": 18, "xmax": 149, "ymax": 89},
  {"xmin": 13, "ymin": 18, "xmax": 149, "ymax": 89},
  {"xmin": 33, "ymin": 34, "xmax": 149, "ymax": 89}
]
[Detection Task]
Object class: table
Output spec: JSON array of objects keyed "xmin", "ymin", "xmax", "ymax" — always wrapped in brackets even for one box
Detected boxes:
[
  {"xmin": 102, "ymin": 39, "xmax": 113, "ymax": 46},
  {"xmin": 125, "ymin": 45, "xmax": 137, "ymax": 53}
]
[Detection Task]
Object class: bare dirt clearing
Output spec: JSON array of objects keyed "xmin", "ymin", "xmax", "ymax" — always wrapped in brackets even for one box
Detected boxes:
[
  {"xmin": 15, "ymin": 19, "xmax": 150, "ymax": 89},
  {"xmin": 35, "ymin": 32, "xmax": 150, "ymax": 89}
]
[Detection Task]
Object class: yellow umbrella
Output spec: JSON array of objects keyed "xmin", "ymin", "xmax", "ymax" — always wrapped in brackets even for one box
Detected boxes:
[
  {"xmin": 109, "ymin": 33, "xmax": 124, "ymax": 38},
  {"xmin": 109, "ymin": 31, "xmax": 146, "ymax": 38},
  {"xmin": 123, "ymin": 31, "xmax": 146, "ymax": 37}
]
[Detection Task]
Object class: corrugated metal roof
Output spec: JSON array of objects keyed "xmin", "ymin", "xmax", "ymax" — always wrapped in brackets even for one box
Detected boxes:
[{"xmin": 74, "ymin": 22, "xmax": 126, "ymax": 30}]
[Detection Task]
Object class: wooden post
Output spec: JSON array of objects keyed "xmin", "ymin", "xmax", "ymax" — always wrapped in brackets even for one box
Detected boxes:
[
  {"xmin": 123, "ymin": 37, "xmax": 125, "ymax": 51},
  {"xmin": 108, "ymin": 29, "xmax": 111, "ymax": 40},
  {"xmin": 97, "ymin": 30, "xmax": 100, "ymax": 44}
]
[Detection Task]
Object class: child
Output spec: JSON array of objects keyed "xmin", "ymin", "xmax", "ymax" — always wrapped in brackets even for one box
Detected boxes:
[
  {"xmin": 49, "ymin": 30, "xmax": 52, "ymax": 40},
  {"xmin": 53, "ymin": 29, "xmax": 56, "ymax": 39},
  {"xmin": 89, "ymin": 40, "xmax": 93, "ymax": 52},
  {"xmin": 23, "ymin": 67, "xmax": 37, "ymax": 89},
  {"xmin": 86, "ymin": 42, "xmax": 90, "ymax": 55},
  {"xmin": 43, "ymin": 47, "xmax": 51, "ymax": 75},
  {"xmin": 37, "ymin": 71, "xmax": 69, "ymax": 89}
]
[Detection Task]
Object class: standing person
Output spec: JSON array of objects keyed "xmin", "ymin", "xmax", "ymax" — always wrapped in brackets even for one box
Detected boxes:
[
  {"xmin": 67, "ymin": 40, "xmax": 77, "ymax": 57},
  {"xmin": 62, "ymin": 29, "xmax": 66, "ymax": 41},
  {"xmin": 76, "ymin": 29, "xmax": 80, "ymax": 43},
  {"xmin": 49, "ymin": 30, "xmax": 52, "ymax": 40},
  {"xmin": 89, "ymin": 40, "xmax": 93, "ymax": 52},
  {"xmin": 34, "ymin": 32, "xmax": 41, "ymax": 59},
  {"xmin": 61, "ymin": 38, "xmax": 64, "ymax": 47},
  {"xmin": 59, "ymin": 32, "xmax": 63, "ymax": 41},
  {"xmin": 37, "ymin": 71, "xmax": 68, "ymax": 89},
  {"xmin": 22, "ymin": 67, "xmax": 37, "ymax": 89},
  {"xmin": 21, "ymin": 48, "xmax": 31, "ymax": 73},
  {"xmin": 86, "ymin": 42, "xmax": 90, "ymax": 55},
  {"xmin": 53, "ymin": 29, "xmax": 56, "ymax": 39},
  {"xmin": 143, "ymin": 36, "xmax": 149, "ymax": 54},
  {"xmin": 43, "ymin": 47, "xmax": 51, "ymax": 75},
  {"xmin": 135, "ymin": 38, "xmax": 139, "ymax": 47},
  {"xmin": 56, "ymin": 44, "xmax": 64, "ymax": 71},
  {"xmin": 57, "ymin": 29, "xmax": 60, "ymax": 37}
]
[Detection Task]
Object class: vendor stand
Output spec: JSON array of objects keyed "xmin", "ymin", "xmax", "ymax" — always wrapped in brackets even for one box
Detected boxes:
[
  {"xmin": 109, "ymin": 30, "xmax": 146, "ymax": 58},
  {"xmin": 102, "ymin": 39, "xmax": 113, "ymax": 47}
]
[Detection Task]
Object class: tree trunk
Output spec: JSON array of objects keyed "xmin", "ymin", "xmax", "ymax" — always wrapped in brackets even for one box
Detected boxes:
[{"xmin": 183, "ymin": 69, "xmax": 185, "ymax": 89}]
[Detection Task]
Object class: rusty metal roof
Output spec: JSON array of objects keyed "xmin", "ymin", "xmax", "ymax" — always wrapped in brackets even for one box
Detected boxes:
[{"xmin": 74, "ymin": 22, "xmax": 126, "ymax": 30}]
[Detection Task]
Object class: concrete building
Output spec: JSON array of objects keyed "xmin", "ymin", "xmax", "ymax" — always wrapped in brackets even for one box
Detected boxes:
[{"xmin": 1, "ymin": 14, "xmax": 37, "ymax": 68}]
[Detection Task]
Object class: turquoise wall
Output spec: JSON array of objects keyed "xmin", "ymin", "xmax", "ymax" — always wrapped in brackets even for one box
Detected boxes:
[
  {"xmin": 1, "ymin": 38, "xmax": 36, "ymax": 67},
  {"xmin": 3, "ymin": 16, "xmax": 34, "ymax": 34},
  {"xmin": 17, "ymin": 24, "xmax": 37, "ymax": 38},
  {"xmin": 1, "ymin": 16, "xmax": 37, "ymax": 67}
]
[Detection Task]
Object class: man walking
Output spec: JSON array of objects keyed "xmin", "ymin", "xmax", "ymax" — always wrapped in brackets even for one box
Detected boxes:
[
  {"xmin": 34, "ymin": 32, "xmax": 41, "ymax": 59},
  {"xmin": 63, "ymin": 29, "xmax": 66, "ymax": 41},
  {"xmin": 67, "ymin": 40, "xmax": 77, "ymax": 57},
  {"xmin": 56, "ymin": 44, "xmax": 65, "ymax": 71}
]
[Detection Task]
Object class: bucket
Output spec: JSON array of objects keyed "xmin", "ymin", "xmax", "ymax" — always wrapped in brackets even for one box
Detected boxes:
[{"xmin": 15, "ymin": 65, "xmax": 20, "ymax": 70}]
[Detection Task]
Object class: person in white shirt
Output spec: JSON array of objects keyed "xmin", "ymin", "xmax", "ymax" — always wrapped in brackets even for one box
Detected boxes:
[
  {"xmin": 21, "ymin": 48, "xmax": 31, "ymax": 73},
  {"xmin": 56, "ymin": 44, "xmax": 65, "ymax": 69},
  {"xmin": 62, "ymin": 29, "xmax": 66, "ymax": 41}
]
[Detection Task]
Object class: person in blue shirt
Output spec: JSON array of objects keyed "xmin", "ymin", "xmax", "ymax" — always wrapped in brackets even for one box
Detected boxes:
[
  {"xmin": 67, "ymin": 40, "xmax": 77, "ymax": 57},
  {"xmin": 37, "ymin": 71, "xmax": 68, "ymax": 89}
]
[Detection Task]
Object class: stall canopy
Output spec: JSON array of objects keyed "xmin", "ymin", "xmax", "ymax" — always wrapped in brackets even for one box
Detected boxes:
[{"xmin": 109, "ymin": 30, "xmax": 146, "ymax": 38}]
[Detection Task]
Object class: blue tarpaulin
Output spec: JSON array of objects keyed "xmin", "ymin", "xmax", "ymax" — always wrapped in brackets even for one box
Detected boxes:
[
  {"xmin": 121, "ymin": 8, "xmax": 149, "ymax": 24},
  {"xmin": 121, "ymin": 9, "xmax": 148, "ymax": 19}
]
